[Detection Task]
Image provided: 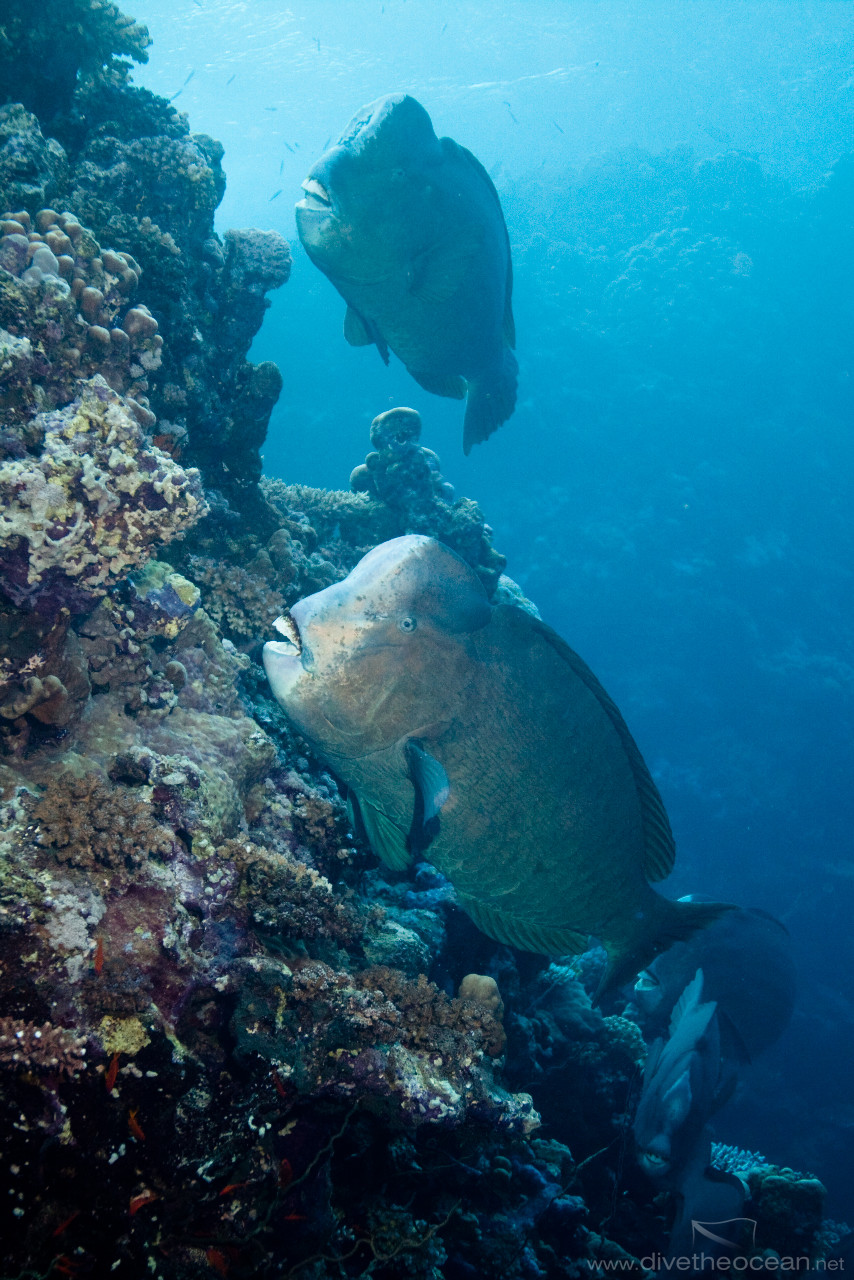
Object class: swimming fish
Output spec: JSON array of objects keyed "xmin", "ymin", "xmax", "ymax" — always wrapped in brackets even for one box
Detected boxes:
[
  {"xmin": 633, "ymin": 971, "xmax": 749, "ymax": 1264},
  {"xmin": 633, "ymin": 901, "xmax": 796, "ymax": 1063},
  {"xmin": 263, "ymin": 535, "xmax": 729, "ymax": 989},
  {"xmin": 295, "ymin": 94, "xmax": 517, "ymax": 453}
]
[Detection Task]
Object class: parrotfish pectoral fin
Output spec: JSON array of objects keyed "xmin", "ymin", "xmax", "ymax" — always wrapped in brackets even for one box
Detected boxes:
[
  {"xmin": 352, "ymin": 791, "xmax": 414, "ymax": 870},
  {"xmin": 343, "ymin": 305, "xmax": 389, "ymax": 363},
  {"xmin": 344, "ymin": 305, "xmax": 374, "ymax": 346},
  {"xmin": 463, "ymin": 346, "xmax": 518, "ymax": 454},
  {"xmin": 406, "ymin": 740, "xmax": 450, "ymax": 852},
  {"xmin": 456, "ymin": 893, "xmax": 590, "ymax": 958}
]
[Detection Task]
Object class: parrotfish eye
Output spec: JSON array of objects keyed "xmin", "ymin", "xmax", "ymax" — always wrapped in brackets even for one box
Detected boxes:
[
  {"xmin": 398, "ymin": 616, "xmax": 417, "ymax": 633},
  {"xmin": 390, "ymin": 167, "xmax": 406, "ymax": 181}
]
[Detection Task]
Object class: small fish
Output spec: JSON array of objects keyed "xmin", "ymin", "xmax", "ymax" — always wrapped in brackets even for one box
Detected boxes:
[
  {"xmin": 128, "ymin": 1108, "xmax": 146, "ymax": 1142},
  {"xmin": 169, "ymin": 90, "xmax": 183, "ymax": 102},
  {"xmin": 296, "ymin": 94, "xmax": 517, "ymax": 452},
  {"xmin": 503, "ymin": 101, "xmax": 518, "ymax": 123},
  {"xmin": 129, "ymin": 1189, "xmax": 158, "ymax": 1216},
  {"xmin": 265, "ymin": 106, "xmax": 277, "ymax": 112},
  {"xmin": 226, "ymin": 73, "xmax": 236, "ymax": 86},
  {"xmin": 440, "ymin": 21, "xmax": 447, "ymax": 33},
  {"xmin": 184, "ymin": 70, "xmax": 195, "ymax": 86},
  {"xmin": 269, "ymin": 189, "xmax": 282, "ymax": 201},
  {"xmin": 105, "ymin": 1051, "xmax": 121, "ymax": 1092},
  {"xmin": 552, "ymin": 119, "xmax": 564, "ymax": 134},
  {"xmin": 283, "ymin": 141, "xmax": 296, "ymax": 153},
  {"xmin": 264, "ymin": 536, "xmax": 731, "ymax": 989},
  {"xmin": 279, "ymin": 159, "xmax": 284, "ymax": 174}
]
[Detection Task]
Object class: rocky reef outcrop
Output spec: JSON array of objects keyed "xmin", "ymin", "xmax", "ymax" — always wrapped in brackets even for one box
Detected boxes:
[{"xmin": 0, "ymin": 4, "xmax": 840, "ymax": 1278}]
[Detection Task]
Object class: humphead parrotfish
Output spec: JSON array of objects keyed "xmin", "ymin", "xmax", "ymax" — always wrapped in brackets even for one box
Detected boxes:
[
  {"xmin": 633, "ymin": 971, "xmax": 750, "ymax": 1267},
  {"xmin": 263, "ymin": 536, "xmax": 729, "ymax": 990},
  {"xmin": 295, "ymin": 94, "xmax": 517, "ymax": 454},
  {"xmin": 633, "ymin": 901, "xmax": 796, "ymax": 1063}
]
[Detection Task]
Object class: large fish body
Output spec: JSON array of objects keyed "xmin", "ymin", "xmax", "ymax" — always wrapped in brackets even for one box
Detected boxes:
[
  {"xmin": 633, "ymin": 903, "xmax": 796, "ymax": 1062},
  {"xmin": 633, "ymin": 971, "xmax": 749, "ymax": 1264},
  {"xmin": 263, "ymin": 536, "xmax": 727, "ymax": 989},
  {"xmin": 295, "ymin": 94, "xmax": 517, "ymax": 454}
]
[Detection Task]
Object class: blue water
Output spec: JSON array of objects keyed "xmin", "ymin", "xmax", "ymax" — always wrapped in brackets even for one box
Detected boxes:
[{"xmin": 131, "ymin": 0, "xmax": 854, "ymax": 1212}]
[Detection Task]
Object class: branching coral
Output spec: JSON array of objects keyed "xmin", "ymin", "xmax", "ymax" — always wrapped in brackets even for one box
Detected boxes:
[
  {"xmin": 32, "ymin": 770, "xmax": 177, "ymax": 868},
  {"xmin": 187, "ymin": 553, "xmax": 289, "ymax": 645},
  {"xmin": 233, "ymin": 839, "xmax": 368, "ymax": 950},
  {"xmin": 0, "ymin": 376, "xmax": 206, "ymax": 612},
  {"xmin": 0, "ymin": 1018, "xmax": 87, "ymax": 1075}
]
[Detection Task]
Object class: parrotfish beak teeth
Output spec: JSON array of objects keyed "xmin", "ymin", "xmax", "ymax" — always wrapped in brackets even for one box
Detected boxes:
[
  {"xmin": 271, "ymin": 613, "xmax": 302, "ymax": 654},
  {"xmin": 640, "ymin": 1150, "xmax": 669, "ymax": 1175},
  {"xmin": 299, "ymin": 178, "xmax": 332, "ymax": 209}
]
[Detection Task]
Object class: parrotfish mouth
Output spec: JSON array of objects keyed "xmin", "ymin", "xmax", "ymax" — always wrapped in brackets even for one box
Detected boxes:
[
  {"xmin": 268, "ymin": 612, "xmax": 302, "ymax": 656},
  {"xmin": 298, "ymin": 178, "xmax": 333, "ymax": 210},
  {"xmin": 638, "ymin": 1149, "xmax": 670, "ymax": 1176}
]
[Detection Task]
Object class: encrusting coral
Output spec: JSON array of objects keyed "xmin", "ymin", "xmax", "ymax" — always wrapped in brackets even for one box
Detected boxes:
[{"xmin": 0, "ymin": 376, "xmax": 206, "ymax": 613}]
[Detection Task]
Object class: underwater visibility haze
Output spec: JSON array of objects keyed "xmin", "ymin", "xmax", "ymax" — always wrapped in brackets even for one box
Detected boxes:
[{"xmin": 0, "ymin": 0, "xmax": 853, "ymax": 1275}]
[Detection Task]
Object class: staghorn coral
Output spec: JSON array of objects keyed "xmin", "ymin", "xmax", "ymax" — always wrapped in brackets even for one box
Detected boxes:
[
  {"xmin": 0, "ymin": 204, "xmax": 163, "ymax": 431},
  {"xmin": 0, "ymin": 1017, "xmax": 87, "ymax": 1076},
  {"xmin": 0, "ymin": 376, "xmax": 206, "ymax": 613},
  {"xmin": 32, "ymin": 770, "xmax": 177, "ymax": 868}
]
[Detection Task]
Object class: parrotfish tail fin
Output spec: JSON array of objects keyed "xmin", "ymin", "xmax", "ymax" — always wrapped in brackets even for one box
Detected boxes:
[
  {"xmin": 597, "ymin": 897, "xmax": 735, "ymax": 1000},
  {"xmin": 463, "ymin": 346, "xmax": 518, "ymax": 454}
]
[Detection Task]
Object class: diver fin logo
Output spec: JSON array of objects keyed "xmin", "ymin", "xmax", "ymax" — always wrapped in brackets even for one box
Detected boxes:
[{"xmin": 691, "ymin": 1218, "xmax": 757, "ymax": 1250}]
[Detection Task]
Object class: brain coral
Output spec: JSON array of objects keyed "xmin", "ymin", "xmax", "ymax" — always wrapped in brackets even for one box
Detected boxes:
[{"xmin": 0, "ymin": 376, "xmax": 206, "ymax": 612}]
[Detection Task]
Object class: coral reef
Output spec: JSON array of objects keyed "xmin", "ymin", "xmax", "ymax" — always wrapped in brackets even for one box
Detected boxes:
[
  {"xmin": 0, "ymin": 0, "xmax": 150, "ymax": 123},
  {"xmin": 0, "ymin": 376, "xmax": 206, "ymax": 613},
  {"xmin": 0, "ymin": 1017, "xmax": 87, "ymax": 1075},
  {"xmin": 0, "ymin": 4, "xmax": 842, "ymax": 1277},
  {"xmin": 0, "ymin": 204, "xmax": 163, "ymax": 431}
]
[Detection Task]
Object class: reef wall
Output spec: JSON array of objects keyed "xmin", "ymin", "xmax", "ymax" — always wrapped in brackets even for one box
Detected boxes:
[{"xmin": 0, "ymin": 4, "xmax": 840, "ymax": 1277}]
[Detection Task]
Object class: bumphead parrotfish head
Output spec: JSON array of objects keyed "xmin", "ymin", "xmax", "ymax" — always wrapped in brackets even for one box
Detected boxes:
[
  {"xmin": 263, "ymin": 535, "xmax": 491, "ymax": 758},
  {"xmin": 295, "ymin": 94, "xmax": 443, "ymax": 283},
  {"xmin": 633, "ymin": 970, "xmax": 722, "ymax": 1182}
]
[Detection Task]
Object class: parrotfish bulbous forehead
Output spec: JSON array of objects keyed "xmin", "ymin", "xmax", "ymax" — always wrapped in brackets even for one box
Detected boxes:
[
  {"xmin": 336, "ymin": 94, "xmax": 442, "ymax": 161},
  {"xmin": 323, "ymin": 534, "xmax": 491, "ymax": 634}
]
